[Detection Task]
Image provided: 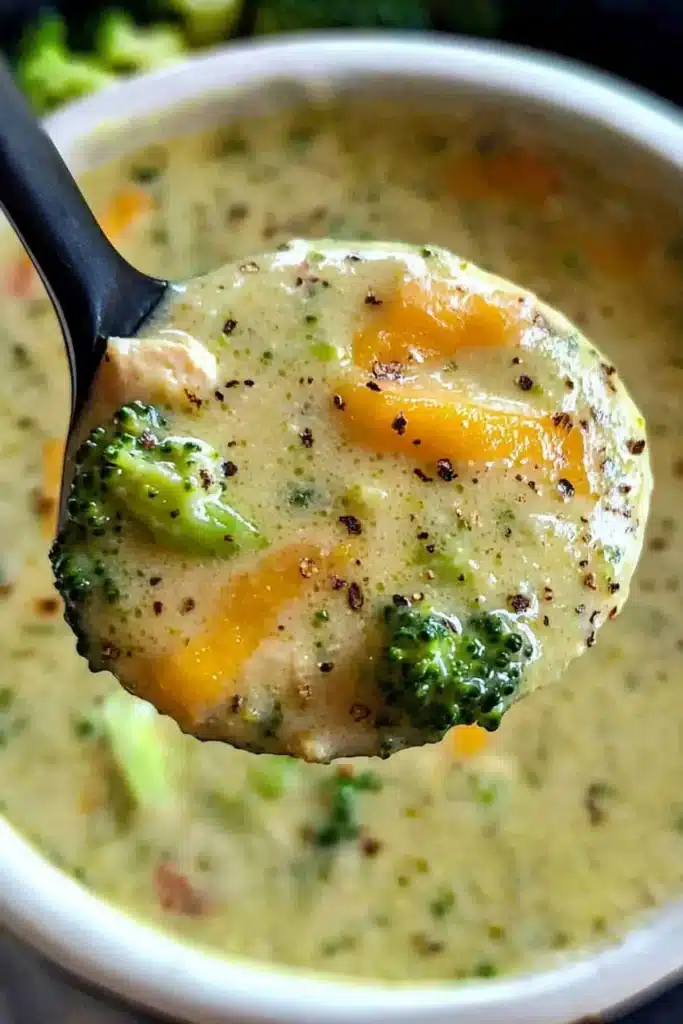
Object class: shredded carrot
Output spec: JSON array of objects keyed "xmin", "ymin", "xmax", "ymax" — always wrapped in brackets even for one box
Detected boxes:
[
  {"xmin": 141, "ymin": 544, "xmax": 341, "ymax": 727},
  {"xmin": 333, "ymin": 376, "xmax": 590, "ymax": 496},
  {"xmin": 448, "ymin": 146, "xmax": 561, "ymax": 204},
  {"xmin": 39, "ymin": 437, "xmax": 66, "ymax": 538},
  {"xmin": 354, "ymin": 278, "xmax": 529, "ymax": 369},
  {"xmin": 3, "ymin": 185, "xmax": 153, "ymax": 299}
]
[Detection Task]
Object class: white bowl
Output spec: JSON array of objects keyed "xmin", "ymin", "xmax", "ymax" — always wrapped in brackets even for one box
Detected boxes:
[{"xmin": 2, "ymin": 33, "xmax": 683, "ymax": 1024}]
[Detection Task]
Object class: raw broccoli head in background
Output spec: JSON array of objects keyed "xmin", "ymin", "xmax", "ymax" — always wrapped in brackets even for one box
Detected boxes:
[
  {"xmin": 378, "ymin": 603, "xmax": 536, "ymax": 739},
  {"xmin": 255, "ymin": 0, "xmax": 431, "ymax": 32},
  {"xmin": 15, "ymin": 12, "xmax": 115, "ymax": 113},
  {"xmin": 50, "ymin": 401, "xmax": 263, "ymax": 627},
  {"xmin": 95, "ymin": 10, "xmax": 186, "ymax": 73}
]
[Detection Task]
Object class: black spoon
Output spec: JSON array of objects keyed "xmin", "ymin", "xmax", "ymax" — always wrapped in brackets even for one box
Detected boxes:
[{"xmin": 0, "ymin": 60, "xmax": 168, "ymax": 447}]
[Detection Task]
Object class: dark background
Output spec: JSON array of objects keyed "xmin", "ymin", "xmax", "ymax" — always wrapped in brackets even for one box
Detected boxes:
[{"xmin": 0, "ymin": 1, "xmax": 682, "ymax": 1022}]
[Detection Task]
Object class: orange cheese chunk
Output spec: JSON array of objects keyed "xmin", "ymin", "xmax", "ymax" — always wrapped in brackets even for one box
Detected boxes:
[
  {"xmin": 3, "ymin": 186, "xmax": 153, "ymax": 299},
  {"xmin": 141, "ymin": 544, "xmax": 337, "ymax": 727},
  {"xmin": 354, "ymin": 278, "xmax": 529, "ymax": 369},
  {"xmin": 334, "ymin": 377, "xmax": 590, "ymax": 496},
  {"xmin": 447, "ymin": 724, "xmax": 490, "ymax": 759}
]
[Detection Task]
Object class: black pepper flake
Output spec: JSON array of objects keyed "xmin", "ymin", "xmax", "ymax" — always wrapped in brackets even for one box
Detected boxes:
[
  {"xmin": 153, "ymin": 601, "xmax": 163, "ymax": 616},
  {"xmin": 372, "ymin": 360, "xmax": 403, "ymax": 381},
  {"xmin": 300, "ymin": 427, "xmax": 314, "ymax": 448},
  {"xmin": 366, "ymin": 381, "xmax": 382, "ymax": 392},
  {"xmin": 244, "ymin": 379, "xmax": 255, "ymax": 387},
  {"xmin": 608, "ymin": 581, "xmax": 621, "ymax": 594},
  {"xmin": 199, "ymin": 468, "xmax": 213, "ymax": 490},
  {"xmin": 348, "ymin": 582, "xmax": 364, "ymax": 611},
  {"xmin": 543, "ymin": 615, "xmax": 550, "ymax": 626},
  {"xmin": 417, "ymin": 531, "xmax": 429, "ymax": 540},
  {"xmin": 627, "ymin": 438, "xmax": 646, "ymax": 455},
  {"xmin": 225, "ymin": 379, "xmax": 239, "ymax": 389},
  {"xmin": 170, "ymin": 509, "xmax": 180, "ymax": 519},
  {"xmin": 214, "ymin": 390, "xmax": 224, "ymax": 401},
  {"xmin": 583, "ymin": 572, "xmax": 598, "ymax": 590},
  {"xmin": 508, "ymin": 593, "xmax": 531, "ymax": 613},
  {"xmin": 365, "ymin": 291, "xmax": 383, "ymax": 306},
  {"xmin": 552, "ymin": 412, "xmax": 573, "ymax": 431},
  {"xmin": 557, "ymin": 478, "xmax": 575, "ymax": 499},
  {"xmin": 575, "ymin": 603, "xmax": 586, "ymax": 614},
  {"xmin": 333, "ymin": 393, "xmax": 346, "ymax": 410},
  {"xmin": 392, "ymin": 593, "xmax": 410, "ymax": 607},
  {"xmin": 414, "ymin": 468, "xmax": 433, "ymax": 483},
  {"xmin": 339, "ymin": 515, "xmax": 362, "ymax": 536},
  {"xmin": 319, "ymin": 661, "xmax": 335, "ymax": 673},
  {"xmin": 587, "ymin": 631, "xmax": 597, "ymax": 647},
  {"xmin": 517, "ymin": 374, "xmax": 534, "ymax": 391},
  {"xmin": 391, "ymin": 412, "xmax": 408, "ymax": 436},
  {"xmin": 436, "ymin": 458, "xmax": 456, "ymax": 482},
  {"xmin": 360, "ymin": 835, "xmax": 383, "ymax": 856},
  {"xmin": 184, "ymin": 390, "xmax": 202, "ymax": 409},
  {"xmin": 223, "ymin": 460, "xmax": 238, "ymax": 477},
  {"xmin": 425, "ymin": 544, "xmax": 436, "ymax": 554},
  {"xmin": 589, "ymin": 610, "xmax": 601, "ymax": 625},
  {"xmin": 564, "ymin": 377, "xmax": 575, "ymax": 391},
  {"xmin": 511, "ymin": 356, "xmax": 521, "ymax": 365},
  {"xmin": 149, "ymin": 576, "xmax": 162, "ymax": 586},
  {"xmin": 222, "ymin": 318, "xmax": 238, "ymax": 335},
  {"xmin": 330, "ymin": 574, "xmax": 347, "ymax": 591},
  {"xmin": 180, "ymin": 597, "xmax": 196, "ymax": 614}
]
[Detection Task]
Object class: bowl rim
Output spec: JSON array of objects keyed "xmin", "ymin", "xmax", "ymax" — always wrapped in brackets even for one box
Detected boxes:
[{"xmin": 3, "ymin": 31, "xmax": 683, "ymax": 1024}]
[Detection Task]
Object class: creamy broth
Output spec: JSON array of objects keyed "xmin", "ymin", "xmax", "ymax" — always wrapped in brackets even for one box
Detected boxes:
[
  {"xmin": 65, "ymin": 239, "xmax": 649, "ymax": 760},
  {"xmin": 0, "ymin": 101, "xmax": 682, "ymax": 980}
]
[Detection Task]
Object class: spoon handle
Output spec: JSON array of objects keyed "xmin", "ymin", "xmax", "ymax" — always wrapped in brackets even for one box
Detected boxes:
[{"xmin": 0, "ymin": 61, "xmax": 167, "ymax": 420}]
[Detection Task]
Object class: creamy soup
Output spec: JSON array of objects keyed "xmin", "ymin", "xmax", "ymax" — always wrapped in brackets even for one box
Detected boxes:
[
  {"xmin": 59, "ymin": 240, "xmax": 649, "ymax": 761},
  {"xmin": 0, "ymin": 100, "xmax": 682, "ymax": 981}
]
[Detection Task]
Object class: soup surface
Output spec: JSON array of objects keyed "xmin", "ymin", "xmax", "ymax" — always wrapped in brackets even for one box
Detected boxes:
[
  {"xmin": 0, "ymin": 99, "xmax": 682, "ymax": 981},
  {"xmin": 62, "ymin": 240, "xmax": 649, "ymax": 761}
]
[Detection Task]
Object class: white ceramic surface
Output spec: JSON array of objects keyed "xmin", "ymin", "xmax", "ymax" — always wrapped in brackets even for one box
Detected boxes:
[{"xmin": 2, "ymin": 33, "xmax": 683, "ymax": 1024}]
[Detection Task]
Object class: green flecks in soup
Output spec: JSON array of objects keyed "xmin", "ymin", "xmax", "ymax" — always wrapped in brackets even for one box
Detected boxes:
[{"xmin": 0, "ymin": 99, "xmax": 681, "ymax": 981}]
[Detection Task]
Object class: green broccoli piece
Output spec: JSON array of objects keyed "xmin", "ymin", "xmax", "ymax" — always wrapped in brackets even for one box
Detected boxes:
[
  {"xmin": 255, "ymin": 0, "xmax": 430, "ymax": 33},
  {"xmin": 168, "ymin": 0, "xmax": 244, "ymax": 45},
  {"xmin": 95, "ymin": 11, "xmax": 186, "ymax": 74},
  {"xmin": 378, "ymin": 604, "xmax": 535, "ymax": 739},
  {"xmin": 101, "ymin": 689, "xmax": 176, "ymax": 812},
  {"xmin": 61, "ymin": 401, "xmax": 263, "ymax": 555},
  {"xmin": 310, "ymin": 769, "xmax": 382, "ymax": 848},
  {"xmin": 15, "ymin": 13, "xmax": 116, "ymax": 114}
]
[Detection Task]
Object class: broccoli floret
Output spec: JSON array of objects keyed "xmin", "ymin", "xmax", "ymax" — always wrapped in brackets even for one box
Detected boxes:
[
  {"xmin": 168, "ymin": 0, "xmax": 244, "ymax": 44},
  {"xmin": 309, "ymin": 769, "xmax": 382, "ymax": 848},
  {"xmin": 15, "ymin": 13, "xmax": 115, "ymax": 114},
  {"xmin": 378, "ymin": 604, "xmax": 535, "ymax": 739},
  {"xmin": 95, "ymin": 11, "xmax": 186, "ymax": 74},
  {"xmin": 101, "ymin": 690, "xmax": 176, "ymax": 813},
  {"xmin": 51, "ymin": 401, "xmax": 263, "ymax": 617},
  {"xmin": 255, "ymin": 0, "xmax": 430, "ymax": 33},
  {"xmin": 67, "ymin": 401, "xmax": 262, "ymax": 553}
]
